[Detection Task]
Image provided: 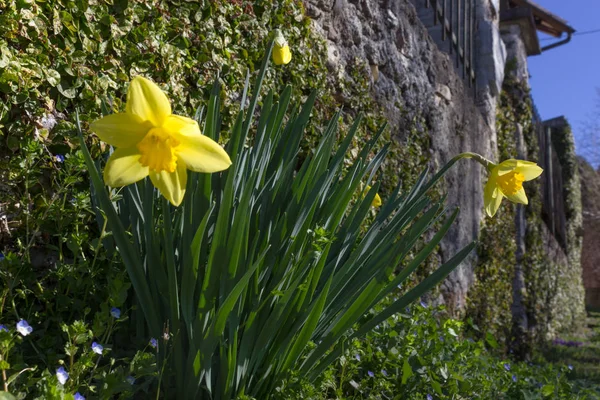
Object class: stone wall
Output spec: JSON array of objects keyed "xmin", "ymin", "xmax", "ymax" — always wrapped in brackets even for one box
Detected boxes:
[
  {"xmin": 411, "ymin": 0, "xmax": 506, "ymax": 129},
  {"xmin": 303, "ymin": 0, "xmax": 495, "ymax": 310}
]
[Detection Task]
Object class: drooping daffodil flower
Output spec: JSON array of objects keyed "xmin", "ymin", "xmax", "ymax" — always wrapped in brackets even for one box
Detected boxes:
[
  {"xmin": 90, "ymin": 77, "xmax": 232, "ymax": 206},
  {"xmin": 363, "ymin": 185, "xmax": 382, "ymax": 208},
  {"xmin": 272, "ymin": 29, "xmax": 292, "ymax": 65},
  {"xmin": 483, "ymin": 159, "xmax": 543, "ymax": 217}
]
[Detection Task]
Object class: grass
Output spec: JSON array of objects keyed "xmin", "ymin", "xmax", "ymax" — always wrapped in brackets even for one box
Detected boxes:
[{"xmin": 541, "ymin": 310, "xmax": 600, "ymax": 395}]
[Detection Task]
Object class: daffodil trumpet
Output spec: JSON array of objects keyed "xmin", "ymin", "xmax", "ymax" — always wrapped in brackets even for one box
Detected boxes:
[
  {"xmin": 90, "ymin": 76, "xmax": 232, "ymax": 206},
  {"xmin": 450, "ymin": 152, "xmax": 543, "ymax": 218}
]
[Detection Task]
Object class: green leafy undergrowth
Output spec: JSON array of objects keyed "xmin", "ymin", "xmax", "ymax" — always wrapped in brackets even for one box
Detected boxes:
[{"xmin": 276, "ymin": 302, "xmax": 600, "ymax": 399}]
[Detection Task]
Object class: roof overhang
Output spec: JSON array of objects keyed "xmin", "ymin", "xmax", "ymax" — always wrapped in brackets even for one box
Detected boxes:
[
  {"xmin": 500, "ymin": 0, "xmax": 575, "ymax": 55},
  {"xmin": 500, "ymin": 6, "xmax": 542, "ymax": 55}
]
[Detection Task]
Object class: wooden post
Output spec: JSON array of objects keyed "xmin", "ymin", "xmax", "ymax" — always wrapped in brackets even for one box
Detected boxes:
[{"xmin": 546, "ymin": 126, "xmax": 555, "ymax": 236}]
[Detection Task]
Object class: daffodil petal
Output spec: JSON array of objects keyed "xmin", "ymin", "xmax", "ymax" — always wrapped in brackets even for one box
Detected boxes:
[
  {"xmin": 149, "ymin": 162, "xmax": 187, "ymax": 206},
  {"xmin": 104, "ymin": 147, "xmax": 149, "ymax": 187},
  {"xmin": 484, "ymin": 178, "xmax": 503, "ymax": 217},
  {"xmin": 172, "ymin": 128, "xmax": 232, "ymax": 173},
  {"xmin": 496, "ymin": 159, "xmax": 518, "ymax": 176},
  {"xmin": 496, "ymin": 159, "xmax": 543, "ymax": 178},
  {"xmin": 90, "ymin": 113, "xmax": 151, "ymax": 148},
  {"xmin": 505, "ymin": 187, "xmax": 528, "ymax": 205},
  {"xmin": 515, "ymin": 164, "xmax": 543, "ymax": 181},
  {"xmin": 282, "ymin": 46, "xmax": 292, "ymax": 64},
  {"xmin": 126, "ymin": 76, "xmax": 171, "ymax": 126},
  {"xmin": 163, "ymin": 114, "xmax": 201, "ymax": 137}
]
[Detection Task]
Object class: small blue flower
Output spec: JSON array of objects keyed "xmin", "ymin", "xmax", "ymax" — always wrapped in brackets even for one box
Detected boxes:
[
  {"xmin": 504, "ymin": 363, "xmax": 511, "ymax": 371},
  {"xmin": 55, "ymin": 154, "xmax": 65, "ymax": 163},
  {"xmin": 74, "ymin": 393, "xmax": 85, "ymax": 400},
  {"xmin": 0, "ymin": 325, "xmax": 7, "ymax": 332},
  {"xmin": 367, "ymin": 370, "xmax": 374, "ymax": 377},
  {"xmin": 381, "ymin": 369, "xmax": 388, "ymax": 376},
  {"xmin": 420, "ymin": 300, "xmax": 428, "ymax": 308},
  {"xmin": 110, "ymin": 307, "xmax": 121, "ymax": 319},
  {"xmin": 568, "ymin": 365, "xmax": 573, "ymax": 371},
  {"xmin": 126, "ymin": 375, "xmax": 136, "ymax": 385},
  {"xmin": 91, "ymin": 341, "xmax": 103, "ymax": 355},
  {"xmin": 56, "ymin": 367, "xmax": 69, "ymax": 385},
  {"xmin": 0, "ymin": 253, "xmax": 4, "ymax": 261},
  {"xmin": 512, "ymin": 374, "xmax": 517, "ymax": 382},
  {"xmin": 354, "ymin": 354, "xmax": 361, "ymax": 362},
  {"xmin": 150, "ymin": 338, "xmax": 158, "ymax": 349},
  {"xmin": 427, "ymin": 395, "xmax": 433, "ymax": 400},
  {"xmin": 16, "ymin": 320, "xmax": 33, "ymax": 336}
]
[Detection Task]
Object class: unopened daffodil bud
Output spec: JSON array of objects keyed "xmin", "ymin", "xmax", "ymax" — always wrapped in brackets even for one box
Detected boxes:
[
  {"xmin": 272, "ymin": 29, "xmax": 292, "ymax": 65},
  {"xmin": 363, "ymin": 185, "xmax": 382, "ymax": 208}
]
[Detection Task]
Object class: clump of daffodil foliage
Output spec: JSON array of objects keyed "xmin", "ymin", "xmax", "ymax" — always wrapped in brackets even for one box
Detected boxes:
[
  {"xmin": 78, "ymin": 40, "xmax": 483, "ymax": 397},
  {"xmin": 77, "ymin": 33, "xmax": 548, "ymax": 394}
]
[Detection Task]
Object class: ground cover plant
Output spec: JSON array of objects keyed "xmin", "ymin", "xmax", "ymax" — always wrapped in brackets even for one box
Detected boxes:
[{"xmin": 276, "ymin": 303, "xmax": 600, "ymax": 400}]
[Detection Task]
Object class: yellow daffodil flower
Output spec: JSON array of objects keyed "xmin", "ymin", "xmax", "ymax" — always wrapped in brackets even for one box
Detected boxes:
[
  {"xmin": 272, "ymin": 29, "xmax": 292, "ymax": 65},
  {"xmin": 364, "ymin": 185, "xmax": 382, "ymax": 208},
  {"xmin": 90, "ymin": 76, "xmax": 232, "ymax": 206},
  {"xmin": 483, "ymin": 159, "xmax": 543, "ymax": 217}
]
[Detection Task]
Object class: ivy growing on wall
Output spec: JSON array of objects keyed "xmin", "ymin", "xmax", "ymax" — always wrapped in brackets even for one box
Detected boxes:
[
  {"xmin": 547, "ymin": 119, "xmax": 586, "ymax": 333},
  {"xmin": 466, "ymin": 70, "xmax": 586, "ymax": 352},
  {"xmin": 465, "ymin": 87, "xmax": 517, "ymax": 348}
]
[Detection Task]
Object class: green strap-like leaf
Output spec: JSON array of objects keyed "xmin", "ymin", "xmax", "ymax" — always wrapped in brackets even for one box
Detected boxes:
[{"xmin": 76, "ymin": 111, "xmax": 160, "ymax": 336}]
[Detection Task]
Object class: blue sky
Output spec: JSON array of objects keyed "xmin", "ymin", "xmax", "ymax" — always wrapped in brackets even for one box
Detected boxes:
[{"xmin": 527, "ymin": 0, "xmax": 600, "ymax": 158}]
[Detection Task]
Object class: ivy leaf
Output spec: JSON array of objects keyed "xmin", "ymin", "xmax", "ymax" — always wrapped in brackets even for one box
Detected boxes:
[
  {"xmin": 46, "ymin": 69, "xmax": 61, "ymax": 87},
  {"xmin": 57, "ymin": 83, "xmax": 77, "ymax": 99}
]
